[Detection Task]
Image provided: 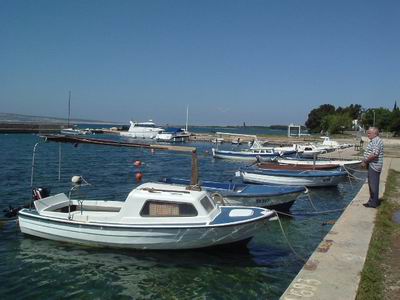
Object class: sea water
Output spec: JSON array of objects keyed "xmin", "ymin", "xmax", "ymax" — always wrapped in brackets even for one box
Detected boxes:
[{"xmin": 0, "ymin": 134, "xmax": 365, "ymax": 299}]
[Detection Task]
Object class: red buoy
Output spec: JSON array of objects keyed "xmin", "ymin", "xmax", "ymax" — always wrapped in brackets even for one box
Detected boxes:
[
  {"xmin": 135, "ymin": 172, "xmax": 143, "ymax": 182},
  {"xmin": 134, "ymin": 160, "xmax": 142, "ymax": 167}
]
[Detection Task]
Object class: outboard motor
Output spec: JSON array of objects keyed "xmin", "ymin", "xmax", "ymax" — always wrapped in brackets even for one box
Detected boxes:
[{"xmin": 32, "ymin": 187, "xmax": 51, "ymax": 200}]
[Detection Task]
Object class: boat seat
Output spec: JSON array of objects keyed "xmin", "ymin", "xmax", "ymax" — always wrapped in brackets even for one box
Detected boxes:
[{"xmin": 35, "ymin": 193, "xmax": 70, "ymax": 213}]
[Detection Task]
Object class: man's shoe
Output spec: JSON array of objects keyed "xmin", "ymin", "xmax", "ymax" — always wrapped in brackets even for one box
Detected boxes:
[{"xmin": 363, "ymin": 203, "xmax": 377, "ymax": 208}]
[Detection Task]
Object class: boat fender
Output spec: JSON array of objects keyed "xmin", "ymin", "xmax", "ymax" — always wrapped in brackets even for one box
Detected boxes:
[
  {"xmin": 71, "ymin": 176, "xmax": 83, "ymax": 185},
  {"xmin": 135, "ymin": 172, "xmax": 143, "ymax": 182}
]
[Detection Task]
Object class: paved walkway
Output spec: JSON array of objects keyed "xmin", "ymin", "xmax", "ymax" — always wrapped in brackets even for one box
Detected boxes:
[{"xmin": 280, "ymin": 158, "xmax": 397, "ymax": 300}]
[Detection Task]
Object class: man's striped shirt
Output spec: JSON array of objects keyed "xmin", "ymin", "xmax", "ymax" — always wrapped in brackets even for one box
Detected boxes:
[{"xmin": 364, "ymin": 136, "xmax": 384, "ymax": 172}]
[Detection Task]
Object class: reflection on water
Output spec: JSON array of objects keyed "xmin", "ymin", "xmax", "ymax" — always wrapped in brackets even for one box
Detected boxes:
[
  {"xmin": 15, "ymin": 237, "xmax": 275, "ymax": 299},
  {"xmin": 0, "ymin": 134, "xmax": 366, "ymax": 299}
]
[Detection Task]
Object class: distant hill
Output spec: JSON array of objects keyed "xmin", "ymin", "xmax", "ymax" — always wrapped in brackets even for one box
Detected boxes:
[{"xmin": 0, "ymin": 112, "xmax": 119, "ymax": 125}]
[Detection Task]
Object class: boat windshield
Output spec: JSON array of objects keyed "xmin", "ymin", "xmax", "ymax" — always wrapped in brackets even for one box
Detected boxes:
[
  {"xmin": 136, "ymin": 123, "xmax": 157, "ymax": 128},
  {"xmin": 200, "ymin": 196, "xmax": 215, "ymax": 213},
  {"xmin": 140, "ymin": 200, "xmax": 198, "ymax": 217}
]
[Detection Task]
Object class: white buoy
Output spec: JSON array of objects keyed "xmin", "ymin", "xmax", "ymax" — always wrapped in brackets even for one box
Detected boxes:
[{"xmin": 71, "ymin": 176, "xmax": 83, "ymax": 185}]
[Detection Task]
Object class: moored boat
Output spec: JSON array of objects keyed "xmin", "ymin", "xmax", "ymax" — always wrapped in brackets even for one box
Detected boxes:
[
  {"xmin": 236, "ymin": 168, "xmax": 348, "ymax": 187},
  {"xmin": 212, "ymin": 148, "xmax": 279, "ymax": 161},
  {"xmin": 160, "ymin": 177, "xmax": 306, "ymax": 212},
  {"xmin": 257, "ymin": 162, "xmax": 339, "ymax": 171},
  {"xmin": 156, "ymin": 127, "xmax": 190, "ymax": 142},
  {"xmin": 120, "ymin": 120, "xmax": 164, "ymax": 139},
  {"xmin": 276, "ymin": 157, "xmax": 362, "ymax": 167},
  {"xmin": 19, "ymin": 182, "xmax": 275, "ymax": 250}
]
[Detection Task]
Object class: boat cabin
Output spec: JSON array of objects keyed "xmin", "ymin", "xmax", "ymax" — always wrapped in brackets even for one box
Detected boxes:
[{"xmin": 33, "ymin": 183, "xmax": 220, "ymax": 225}]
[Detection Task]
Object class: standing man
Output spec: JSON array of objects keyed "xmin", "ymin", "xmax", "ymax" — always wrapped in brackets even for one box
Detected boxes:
[{"xmin": 361, "ymin": 127, "xmax": 384, "ymax": 208}]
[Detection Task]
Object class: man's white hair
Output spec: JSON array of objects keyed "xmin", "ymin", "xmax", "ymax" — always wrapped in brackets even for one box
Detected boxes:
[{"xmin": 368, "ymin": 127, "xmax": 379, "ymax": 135}]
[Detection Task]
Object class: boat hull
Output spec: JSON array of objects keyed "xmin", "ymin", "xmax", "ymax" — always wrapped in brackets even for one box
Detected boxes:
[
  {"xmin": 18, "ymin": 209, "xmax": 271, "ymax": 250},
  {"xmin": 160, "ymin": 177, "xmax": 304, "ymax": 211},
  {"xmin": 120, "ymin": 131, "xmax": 159, "ymax": 139},
  {"xmin": 240, "ymin": 171, "xmax": 345, "ymax": 187},
  {"xmin": 223, "ymin": 192, "xmax": 300, "ymax": 212},
  {"xmin": 277, "ymin": 158, "xmax": 361, "ymax": 167},
  {"xmin": 212, "ymin": 148, "xmax": 278, "ymax": 161}
]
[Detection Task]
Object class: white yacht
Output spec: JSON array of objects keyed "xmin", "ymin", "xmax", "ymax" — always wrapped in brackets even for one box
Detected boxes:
[{"xmin": 120, "ymin": 120, "xmax": 164, "ymax": 139}]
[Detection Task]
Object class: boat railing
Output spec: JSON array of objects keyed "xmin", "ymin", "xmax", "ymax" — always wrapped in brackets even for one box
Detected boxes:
[{"xmin": 67, "ymin": 176, "xmax": 91, "ymax": 219}]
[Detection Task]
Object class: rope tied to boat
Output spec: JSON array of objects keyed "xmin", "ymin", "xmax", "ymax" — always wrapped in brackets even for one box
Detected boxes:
[
  {"xmin": 274, "ymin": 211, "xmax": 307, "ymax": 263},
  {"xmin": 342, "ymin": 165, "xmax": 367, "ymax": 182},
  {"xmin": 304, "ymin": 186, "xmax": 318, "ymax": 212}
]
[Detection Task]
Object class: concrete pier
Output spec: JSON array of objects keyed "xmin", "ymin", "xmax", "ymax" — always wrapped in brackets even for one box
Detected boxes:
[{"xmin": 280, "ymin": 157, "xmax": 398, "ymax": 300}]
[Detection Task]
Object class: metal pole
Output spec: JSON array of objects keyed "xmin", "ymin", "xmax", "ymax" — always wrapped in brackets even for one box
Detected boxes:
[
  {"xmin": 30, "ymin": 142, "xmax": 40, "ymax": 210},
  {"xmin": 30, "ymin": 143, "xmax": 40, "ymax": 188},
  {"xmin": 373, "ymin": 110, "xmax": 375, "ymax": 127},
  {"xmin": 67, "ymin": 91, "xmax": 71, "ymax": 128},
  {"xmin": 58, "ymin": 142, "xmax": 62, "ymax": 181}
]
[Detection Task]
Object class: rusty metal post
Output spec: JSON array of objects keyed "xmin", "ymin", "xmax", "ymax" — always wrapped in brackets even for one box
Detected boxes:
[{"xmin": 191, "ymin": 149, "xmax": 199, "ymax": 186}]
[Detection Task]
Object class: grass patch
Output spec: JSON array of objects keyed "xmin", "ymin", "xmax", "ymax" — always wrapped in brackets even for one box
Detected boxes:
[{"xmin": 356, "ymin": 170, "xmax": 400, "ymax": 300}]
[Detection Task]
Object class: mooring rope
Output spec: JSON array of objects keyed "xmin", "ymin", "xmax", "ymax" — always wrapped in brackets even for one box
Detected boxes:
[
  {"xmin": 275, "ymin": 211, "xmax": 307, "ymax": 263},
  {"xmin": 342, "ymin": 165, "xmax": 367, "ymax": 182}
]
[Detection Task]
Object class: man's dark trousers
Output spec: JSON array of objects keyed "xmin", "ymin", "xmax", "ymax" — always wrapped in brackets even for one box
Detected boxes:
[{"xmin": 368, "ymin": 166, "xmax": 381, "ymax": 207}]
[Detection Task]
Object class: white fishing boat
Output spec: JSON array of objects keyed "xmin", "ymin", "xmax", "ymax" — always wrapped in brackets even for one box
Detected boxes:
[
  {"xmin": 236, "ymin": 168, "xmax": 348, "ymax": 187},
  {"xmin": 120, "ymin": 120, "xmax": 164, "ymax": 139},
  {"xmin": 294, "ymin": 144, "xmax": 326, "ymax": 158},
  {"xmin": 18, "ymin": 182, "xmax": 275, "ymax": 250},
  {"xmin": 61, "ymin": 127, "xmax": 92, "ymax": 135},
  {"xmin": 18, "ymin": 136, "xmax": 275, "ymax": 250},
  {"xmin": 250, "ymin": 140, "xmax": 298, "ymax": 156},
  {"xmin": 212, "ymin": 147, "xmax": 279, "ymax": 161},
  {"xmin": 276, "ymin": 157, "xmax": 362, "ymax": 167}
]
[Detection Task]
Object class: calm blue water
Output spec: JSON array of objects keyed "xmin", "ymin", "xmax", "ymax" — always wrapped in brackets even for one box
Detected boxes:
[{"xmin": 0, "ymin": 134, "xmax": 365, "ymax": 299}]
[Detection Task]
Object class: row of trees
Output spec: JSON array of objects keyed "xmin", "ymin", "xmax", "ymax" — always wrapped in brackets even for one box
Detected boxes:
[{"xmin": 305, "ymin": 103, "xmax": 400, "ymax": 136}]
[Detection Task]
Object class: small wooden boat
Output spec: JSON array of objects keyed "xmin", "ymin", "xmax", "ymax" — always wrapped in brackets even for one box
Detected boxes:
[
  {"xmin": 212, "ymin": 148, "xmax": 279, "ymax": 161},
  {"xmin": 19, "ymin": 182, "xmax": 275, "ymax": 250},
  {"xmin": 276, "ymin": 157, "xmax": 362, "ymax": 167},
  {"xmin": 160, "ymin": 178, "xmax": 306, "ymax": 212},
  {"xmin": 257, "ymin": 162, "xmax": 339, "ymax": 171},
  {"xmin": 237, "ymin": 168, "xmax": 348, "ymax": 187}
]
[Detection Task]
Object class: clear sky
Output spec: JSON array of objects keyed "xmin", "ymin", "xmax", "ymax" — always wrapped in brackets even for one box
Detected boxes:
[{"xmin": 0, "ymin": 0, "xmax": 399, "ymax": 126}]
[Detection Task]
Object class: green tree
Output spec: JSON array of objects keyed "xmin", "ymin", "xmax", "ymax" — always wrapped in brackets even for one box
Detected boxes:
[
  {"xmin": 321, "ymin": 113, "xmax": 352, "ymax": 134},
  {"xmin": 361, "ymin": 107, "xmax": 392, "ymax": 131},
  {"xmin": 390, "ymin": 109, "xmax": 400, "ymax": 136},
  {"xmin": 305, "ymin": 104, "xmax": 336, "ymax": 133}
]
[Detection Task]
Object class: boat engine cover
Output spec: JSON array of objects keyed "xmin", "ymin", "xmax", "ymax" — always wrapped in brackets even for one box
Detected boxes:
[{"xmin": 32, "ymin": 187, "xmax": 51, "ymax": 200}]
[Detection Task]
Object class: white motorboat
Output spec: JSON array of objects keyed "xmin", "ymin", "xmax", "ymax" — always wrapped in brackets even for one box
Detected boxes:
[
  {"xmin": 19, "ymin": 182, "xmax": 275, "ymax": 250},
  {"xmin": 61, "ymin": 128, "xmax": 92, "ymax": 135},
  {"xmin": 156, "ymin": 127, "xmax": 191, "ymax": 142},
  {"xmin": 294, "ymin": 144, "xmax": 326, "ymax": 158},
  {"xmin": 250, "ymin": 140, "xmax": 298, "ymax": 156},
  {"xmin": 120, "ymin": 120, "xmax": 164, "ymax": 139}
]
